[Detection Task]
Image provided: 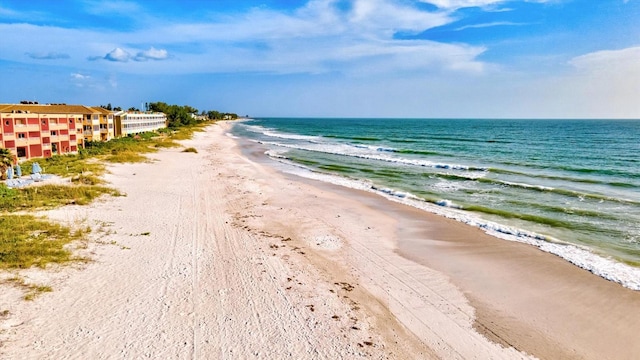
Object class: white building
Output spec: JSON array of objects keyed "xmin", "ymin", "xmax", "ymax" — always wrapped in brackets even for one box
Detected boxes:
[{"xmin": 114, "ymin": 111, "xmax": 167, "ymax": 136}]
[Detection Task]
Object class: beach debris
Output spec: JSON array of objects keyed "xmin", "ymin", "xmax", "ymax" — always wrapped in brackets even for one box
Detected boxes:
[{"xmin": 335, "ymin": 282, "xmax": 354, "ymax": 292}]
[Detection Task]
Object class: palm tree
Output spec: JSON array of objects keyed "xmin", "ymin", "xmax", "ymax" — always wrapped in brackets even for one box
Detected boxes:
[{"xmin": 0, "ymin": 148, "xmax": 14, "ymax": 180}]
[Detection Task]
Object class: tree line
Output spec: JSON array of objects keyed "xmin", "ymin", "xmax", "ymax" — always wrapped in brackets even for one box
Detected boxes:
[{"xmin": 99, "ymin": 102, "xmax": 239, "ymax": 128}]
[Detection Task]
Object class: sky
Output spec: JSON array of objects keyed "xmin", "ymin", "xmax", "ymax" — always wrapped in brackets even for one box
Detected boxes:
[{"xmin": 0, "ymin": 0, "xmax": 638, "ymax": 118}]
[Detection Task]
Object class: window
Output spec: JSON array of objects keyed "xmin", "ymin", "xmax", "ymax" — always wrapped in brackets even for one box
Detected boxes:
[
  {"xmin": 51, "ymin": 131, "xmax": 57, "ymax": 136},
  {"xmin": 17, "ymin": 133, "xmax": 26, "ymax": 139}
]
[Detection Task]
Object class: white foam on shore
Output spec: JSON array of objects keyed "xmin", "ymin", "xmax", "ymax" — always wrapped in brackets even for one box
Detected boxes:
[
  {"xmin": 274, "ymin": 158, "xmax": 640, "ymax": 291},
  {"xmin": 259, "ymin": 140, "xmax": 486, "ymax": 172}
]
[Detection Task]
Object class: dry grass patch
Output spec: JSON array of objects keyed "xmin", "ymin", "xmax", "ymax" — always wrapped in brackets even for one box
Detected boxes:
[
  {"xmin": 2, "ymin": 276, "xmax": 54, "ymax": 301},
  {"xmin": 0, "ymin": 215, "xmax": 88, "ymax": 270},
  {"xmin": 0, "ymin": 184, "xmax": 121, "ymax": 212},
  {"xmin": 154, "ymin": 140, "xmax": 181, "ymax": 148}
]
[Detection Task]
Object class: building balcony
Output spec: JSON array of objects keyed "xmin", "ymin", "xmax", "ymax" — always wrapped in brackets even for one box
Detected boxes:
[
  {"xmin": 14, "ymin": 124, "xmax": 40, "ymax": 132},
  {"xmin": 3, "ymin": 133, "xmax": 15, "ymax": 140}
]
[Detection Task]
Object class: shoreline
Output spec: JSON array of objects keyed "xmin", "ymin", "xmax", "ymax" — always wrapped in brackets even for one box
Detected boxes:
[
  {"xmin": 239, "ymin": 118, "xmax": 640, "ymax": 291},
  {"xmin": 1, "ymin": 123, "xmax": 638, "ymax": 359},
  {"xmin": 236, "ymin": 123, "xmax": 640, "ymax": 359}
]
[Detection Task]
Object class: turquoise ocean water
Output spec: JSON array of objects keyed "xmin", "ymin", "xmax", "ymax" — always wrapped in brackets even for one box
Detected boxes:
[{"xmin": 231, "ymin": 118, "xmax": 640, "ymax": 289}]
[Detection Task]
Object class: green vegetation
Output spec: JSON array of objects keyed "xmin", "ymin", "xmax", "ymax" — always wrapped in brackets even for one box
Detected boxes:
[
  {"xmin": 183, "ymin": 147, "xmax": 198, "ymax": 153},
  {"xmin": 0, "ymin": 184, "xmax": 120, "ymax": 212},
  {"xmin": 148, "ymin": 102, "xmax": 238, "ymax": 128},
  {"xmin": 154, "ymin": 140, "xmax": 181, "ymax": 148},
  {"xmin": 0, "ymin": 148, "xmax": 13, "ymax": 180},
  {"xmin": 0, "ymin": 215, "xmax": 87, "ymax": 269}
]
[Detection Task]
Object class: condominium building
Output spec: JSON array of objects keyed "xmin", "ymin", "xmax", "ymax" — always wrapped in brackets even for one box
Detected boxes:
[
  {"xmin": 1, "ymin": 103, "xmax": 167, "ymax": 163},
  {"xmin": 113, "ymin": 111, "xmax": 167, "ymax": 137},
  {"xmin": 84, "ymin": 107, "xmax": 115, "ymax": 142},
  {"xmin": 0, "ymin": 104, "xmax": 86, "ymax": 162}
]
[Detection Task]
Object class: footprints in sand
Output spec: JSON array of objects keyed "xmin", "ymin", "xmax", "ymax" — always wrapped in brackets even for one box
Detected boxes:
[{"xmin": 226, "ymin": 200, "xmax": 383, "ymax": 354}]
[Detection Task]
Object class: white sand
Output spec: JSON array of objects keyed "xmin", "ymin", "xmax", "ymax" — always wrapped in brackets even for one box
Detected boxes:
[
  {"xmin": 6, "ymin": 122, "xmax": 633, "ymax": 359},
  {"xmin": 0, "ymin": 124, "xmax": 434, "ymax": 358}
]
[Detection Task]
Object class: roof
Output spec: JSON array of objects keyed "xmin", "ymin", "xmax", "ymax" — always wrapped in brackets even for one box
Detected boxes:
[
  {"xmin": 114, "ymin": 110, "xmax": 166, "ymax": 116},
  {"xmin": 89, "ymin": 107, "xmax": 114, "ymax": 115},
  {"xmin": 0, "ymin": 103, "xmax": 101, "ymax": 115}
]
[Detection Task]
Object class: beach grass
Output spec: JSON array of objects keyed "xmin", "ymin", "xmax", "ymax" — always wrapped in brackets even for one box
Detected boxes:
[
  {"xmin": 167, "ymin": 123, "xmax": 207, "ymax": 140},
  {"xmin": 0, "ymin": 184, "xmax": 121, "ymax": 212},
  {"xmin": 104, "ymin": 149, "xmax": 149, "ymax": 163},
  {"xmin": 183, "ymin": 147, "xmax": 198, "ymax": 153},
  {"xmin": 22, "ymin": 154, "xmax": 105, "ymax": 178},
  {"xmin": 154, "ymin": 140, "xmax": 181, "ymax": 148},
  {"xmin": 0, "ymin": 214, "xmax": 87, "ymax": 270}
]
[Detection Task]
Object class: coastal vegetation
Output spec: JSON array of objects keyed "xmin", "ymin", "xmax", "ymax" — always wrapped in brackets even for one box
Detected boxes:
[
  {"xmin": 1, "ymin": 106, "xmax": 219, "ymax": 298},
  {"xmin": 147, "ymin": 102, "xmax": 238, "ymax": 128},
  {"xmin": 0, "ymin": 215, "xmax": 87, "ymax": 270},
  {"xmin": 0, "ymin": 148, "xmax": 13, "ymax": 180}
]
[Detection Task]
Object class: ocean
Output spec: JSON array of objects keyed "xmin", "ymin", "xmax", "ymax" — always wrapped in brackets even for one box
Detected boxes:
[{"xmin": 230, "ymin": 118, "xmax": 640, "ymax": 290}]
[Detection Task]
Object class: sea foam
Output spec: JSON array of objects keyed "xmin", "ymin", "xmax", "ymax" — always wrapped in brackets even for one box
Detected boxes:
[{"xmin": 273, "ymin": 157, "xmax": 640, "ymax": 291}]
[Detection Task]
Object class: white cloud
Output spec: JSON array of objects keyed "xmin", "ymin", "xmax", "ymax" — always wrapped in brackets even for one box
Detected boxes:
[
  {"xmin": 0, "ymin": 5, "xmax": 21, "ymax": 18},
  {"xmin": 26, "ymin": 51, "xmax": 70, "ymax": 60},
  {"xmin": 71, "ymin": 73, "xmax": 90, "ymax": 80},
  {"xmin": 134, "ymin": 47, "xmax": 169, "ymax": 61},
  {"xmin": 349, "ymin": 0, "xmax": 450, "ymax": 35},
  {"xmin": 454, "ymin": 21, "xmax": 529, "ymax": 31},
  {"xmin": 569, "ymin": 46, "xmax": 640, "ymax": 74},
  {"xmin": 104, "ymin": 47, "xmax": 131, "ymax": 62},
  {"xmin": 126, "ymin": 0, "xmax": 481, "ymax": 75},
  {"xmin": 564, "ymin": 46, "xmax": 640, "ymax": 117},
  {"xmin": 0, "ymin": 0, "xmax": 487, "ymax": 77},
  {"xmin": 419, "ymin": 0, "xmax": 506, "ymax": 10},
  {"xmin": 419, "ymin": 0, "xmax": 556, "ymax": 10}
]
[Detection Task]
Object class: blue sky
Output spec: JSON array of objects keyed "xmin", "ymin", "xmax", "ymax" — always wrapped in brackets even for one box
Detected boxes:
[{"xmin": 0, "ymin": 0, "xmax": 638, "ymax": 118}]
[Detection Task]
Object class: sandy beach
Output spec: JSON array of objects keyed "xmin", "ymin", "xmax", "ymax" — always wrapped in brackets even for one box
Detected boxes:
[{"xmin": 1, "ymin": 122, "xmax": 639, "ymax": 359}]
